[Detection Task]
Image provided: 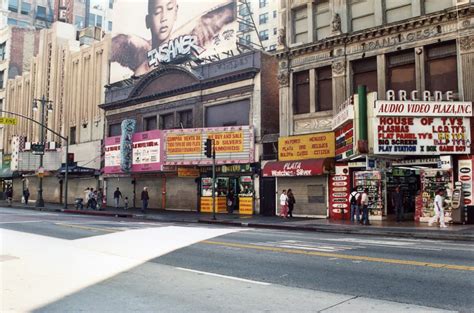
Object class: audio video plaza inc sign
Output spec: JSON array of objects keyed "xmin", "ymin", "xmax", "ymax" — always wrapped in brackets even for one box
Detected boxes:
[{"xmin": 374, "ymin": 100, "xmax": 472, "ymax": 155}]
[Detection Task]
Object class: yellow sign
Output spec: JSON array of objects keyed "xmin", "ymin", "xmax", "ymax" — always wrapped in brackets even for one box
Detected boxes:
[
  {"xmin": 279, "ymin": 132, "xmax": 335, "ymax": 161},
  {"xmin": 178, "ymin": 167, "xmax": 200, "ymax": 177},
  {"xmin": 208, "ymin": 131, "xmax": 244, "ymax": 153},
  {"xmin": 167, "ymin": 134, "xmax": 202, "ymax": 155},
  {"xmin": 238, "ymin": 197, "xmax": 253, "ymax": 215},
  {"xmin": 200, "ymin": 197, "xmax": 227, "ymax": 213},
  {"xmin": 0, "ymin": 117, "xmax": 17, "ymax": 125}
]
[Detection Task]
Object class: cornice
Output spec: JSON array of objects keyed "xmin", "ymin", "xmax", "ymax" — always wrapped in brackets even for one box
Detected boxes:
[{"xmin": 276, "ymin": 4, "xmax": 473, "ymax": 60}]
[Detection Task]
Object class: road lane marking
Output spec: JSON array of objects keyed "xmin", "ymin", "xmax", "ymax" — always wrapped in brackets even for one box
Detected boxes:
[
  {"xmin": 175, "ymin": 267, "xmax": 271, "ymax": 286},
  {"xmin": 55, "ymin": 223, "xmax": 118, "ymax": 233},
  {"xmin": 0, "ymin": 220, "xmax": 43, "ymax": 224},
  {"xmin": 202, "ymin": 240, "xmax": 474, "ymax": 272}
]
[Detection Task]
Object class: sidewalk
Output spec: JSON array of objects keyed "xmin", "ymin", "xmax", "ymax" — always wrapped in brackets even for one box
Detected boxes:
[{"xmin": 3, "ymin": 201, "xmax": 474, "ymax": 241}]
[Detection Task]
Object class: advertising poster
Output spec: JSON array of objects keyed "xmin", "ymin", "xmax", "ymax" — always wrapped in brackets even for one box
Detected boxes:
[
  {"xmin": 111, "ymin": 0, "xmax": 237, "ymax": 83},
  {"xmin": 132, "ymin": 130, "xmax": 163, "ymax": 172},
  {"xmin": 278, "ymin": 132, "xmax": 335, "ymax": 161},
  {"xmin": 458, "ymin": 158, "xmax": 474, "ymax": 207},
  {"xmin": 328, "ymin": 173, "xmax": 350, "ymax": 220},
  {"xmin": 104, "ymin": 136, "xmax": 122, "ymax": 174}
]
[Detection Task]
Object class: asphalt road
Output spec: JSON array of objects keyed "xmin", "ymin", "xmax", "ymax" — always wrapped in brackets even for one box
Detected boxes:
[{"xmin": 1, "ymin": 207, "xmax": 473, "ymax": 313}]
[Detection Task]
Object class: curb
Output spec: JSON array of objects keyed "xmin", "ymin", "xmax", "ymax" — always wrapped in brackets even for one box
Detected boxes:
[
  {"xmin": 62, "ymin": 209, "xmax": 134, "ymax": 218},
  {"xmin": 198, "ymin": 219, "xmax": 474, "ymax": 242}
]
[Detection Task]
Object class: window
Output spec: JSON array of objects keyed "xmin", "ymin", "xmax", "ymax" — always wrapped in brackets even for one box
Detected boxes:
[
  {"xmin": 273, "ymin": 27, "xmax": 277, "ymax": 35},
  {"xmin": 108, "ymin": 21, "xmax": 113, "ymax": 31},
  {"xmin": 314, "ymin": 0, "xmax": 330, "ymax": 39},
  {"xmin": 316, "ymin": 66, "xmax": 332, "ymax": 112},
  {"xmin": 88, "ymin": 13, "xmax": 96, "ymax": 26},
  {"xmin": 273, "ymin": 10, "xmax": 277, "ymax": 18},
  {"xmin": 352, "ymin": 57, "xmax": 377, "ymax": 94},
  {"xmin": 160, "ymin": 113, "xmax": 174, "ymax": 130},
  {"xmin": 109, "ymin": 0, "xmax": 113, "ymax": 9},
  {"xmin": 293, "ymin": 71, "xmax": 310, "ymax": 114},
  {"xmin": 239, "ymin": 4, "xmax": 249, "ymax": 16},
  {"xmin": 424, "ymin": 0, "xmax": 453, "ymax": 14},
  {"xmin": 293, "ymin": 7, "xmax": 308, "ymax": 44},
  {"xmin": 259, "ymin": 30, "xmax": 269, "ymax": 41},
  {"xmin": 259, "ymin": 0, "xmax": 267, "ymax": 8},
  {"xmin": 144, "ymin": 116, "xmax": 157, "ymax": 131},
  {"xmin": 350, "ymin": 0, "xmax": 375, "ymax": 32},
  {"xmin": 425, "ymin": 41, "xmax": 458, "ymax": 94},
  {"xmin": 18, "ymin": 20, "xmax": 30, "ymax": 27},
  {"xmin": 70, "ymin": 127, "xmax": 76, "ymax": 145},
  {"xmin": 385, "ymin": 0, "xmax": 411, "ymax": 23},
  {"xmin": 36, "ymin": 6, "xmax": 47, "ymax": 20},
  {"xmin": 268, "ymin": 45, "xmax": 276, "ymax": 51},
  {"xmin": 205, "ymin": 100, "xmax": 250, "ymax": 127},
  {"xmin": 21, "ymin": 1, "xmax": 31, "ymax": 15},
  {"xmin": 179, "ymin": 110, "xmax": 193, "ymax": 129},
  {"xmin": 239, "ymin": 16, "xmax": 251, "ymax": 32},
  {"xmin": 0, "ymin": 70, "xmax": 5, "ymax": 89},
  {"xmin": 96, "ymin": 15, "xmax": 102, "ymax": 27},
  {"xmin": 7, "ymin": 18, "xmax": 18, "ymax": 26},
  {"xmin": 387, "ymin": 50, "xmax": 416, "ymax": 93},
  {"xmin": 259, "ymin": 13, "xmax": 268, "ymax": 25},
  {"xmin": 0, "ymin": 42, "xmax": 6, "ymax": 61},
  {"xmin": 108, "ymin": 123, "xmax": 121, "ymax": 136},
  {"xmin": 75, "ymin": 15, "xmax": 85, "ymax": 29},
  {"xmin": 8, "ymin": 0, "xmax": 18, "ymax": 12}
]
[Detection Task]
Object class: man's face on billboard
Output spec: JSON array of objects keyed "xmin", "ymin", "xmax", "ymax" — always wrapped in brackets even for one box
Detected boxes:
[{"xmin": 147, "ymin": 0, "xmax": 178, "ymax": 46}]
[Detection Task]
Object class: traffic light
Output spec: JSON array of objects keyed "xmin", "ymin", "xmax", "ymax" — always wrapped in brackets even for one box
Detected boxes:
[{"xmin": 204, "ymin": 138, "xmax": 213, "ymax": 158}]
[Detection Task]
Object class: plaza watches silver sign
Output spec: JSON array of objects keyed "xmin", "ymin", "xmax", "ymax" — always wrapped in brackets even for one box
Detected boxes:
[{"xmin": 374, "ymin": 90, "xmax": 472, "ymax": 155}]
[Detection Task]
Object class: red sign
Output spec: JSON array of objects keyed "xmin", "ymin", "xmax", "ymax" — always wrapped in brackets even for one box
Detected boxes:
[
  {"xmin": 329, "ymin": 174, "xmax": 350, "ymax": 220},
  {"xmin": 262, "ymin": 159, "xmax": 330, "ymax": 177}
]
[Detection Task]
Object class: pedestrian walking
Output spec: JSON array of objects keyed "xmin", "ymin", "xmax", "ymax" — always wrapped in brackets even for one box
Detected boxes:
[
  {"xmin": 392, "ymin": 186, "xmax": 404, "ymax": 222},
  {"xmin": 124, "ymin": 196, "xmax": 129, "ymax": 210},
  {"xmin": 113, "ymin": 187, "xmax": 122, "ymax": 209},
  {"xmin": 96, "ymin": 188, "xmax": 104, "ymax": 210},
  {"xmin": 279, "ymin": 190, "xmax": 288, "ymax": 218},
  {"xmin": 6, "ymin": 186, "xmax": 13, "ymax": 207},
  {"xmin": 227, "ymin": 190, "xmax": 235, "ymax": 214},
  {"xmin": 349, "ymin": 187, "xmax": 360, "ymax": 223},
  {"xmin": 87, "ymin": 188, "xmax": 96, "ymax": 209},
  {"xmin": 141, "ymin": 187, "xmax": 149, "ymax": 214},
  {"xmin": 361, "ymin": 188, "xmax": 370, "ymax": 225},
  {"xmin": 429, "ymin": 189, "xmax": 448, "ymax": 228},
  {"xmin": 23, "ymin": 188, "xmax": 30, "ymax": 206},
  {"xmin": 287, "ymin": 189, "xmax": 295, "ymax": 218}
]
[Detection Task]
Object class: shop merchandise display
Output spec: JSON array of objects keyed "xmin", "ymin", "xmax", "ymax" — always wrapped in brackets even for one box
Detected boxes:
[
  {"xmin": 418, "ymin": 169, "xmax": 453, "ymax": 222},
  {"xmin": 354, "ymin": 171, "xmax": 384, "ymax": 216}
]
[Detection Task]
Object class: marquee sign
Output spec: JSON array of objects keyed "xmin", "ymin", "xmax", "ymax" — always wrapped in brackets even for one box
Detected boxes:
[
  {"xmin": 374, "ymin": 101, "xmax": 472, "ymax": 155},
  {"xmin": 278, "ymin": 132, "xmax": 335, "ymax": 161}
]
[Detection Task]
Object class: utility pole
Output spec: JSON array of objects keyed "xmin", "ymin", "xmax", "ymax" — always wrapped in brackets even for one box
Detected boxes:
[{"xmin": 212, "ymin": 139, "xmax": 216, "ymax": 220}]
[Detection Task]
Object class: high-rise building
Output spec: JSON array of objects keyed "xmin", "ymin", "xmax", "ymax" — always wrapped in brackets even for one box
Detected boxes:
[{"xmin": 238, "ymin": 0, "xmax": 279, "ymax": 52}]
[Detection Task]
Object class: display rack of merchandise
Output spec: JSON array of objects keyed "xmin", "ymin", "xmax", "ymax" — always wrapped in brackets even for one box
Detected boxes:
[
  {"xmin": 354, "ymin": 171, "xmax": 384, "ymax": 217},
  {"xmin": 418, "ymin": 169, "xmax": 453, "ymax": 222}
]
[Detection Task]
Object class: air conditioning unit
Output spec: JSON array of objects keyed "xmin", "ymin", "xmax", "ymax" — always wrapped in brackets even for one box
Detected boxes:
[
  {"xmin": 24, "ymin": 142, "xmax": 31, "ymax": 150},
  {"xmin": 48, "ymin": 142, "xmax": 56, "ymax": 150}
]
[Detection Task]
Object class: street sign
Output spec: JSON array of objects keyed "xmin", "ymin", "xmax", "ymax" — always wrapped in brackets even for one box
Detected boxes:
[
  {"xmin": 31, "ymin": 143, "xmax": 45, "ymax": 155},
  {"xmin": 0, "ymin": 117, "xmax": 17, "ymax": 125}
]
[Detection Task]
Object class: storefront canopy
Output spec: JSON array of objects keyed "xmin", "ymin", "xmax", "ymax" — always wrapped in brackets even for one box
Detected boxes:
[
  {"xmin": 262, "ymin": 159, "xmax": 334, "ymax": 177},
  {"xmin": 57, "ymin": 165, "xmax": 99, "ymax": 176},
  {"xmin": 0, "ymin": 167, "xmax": 13, "ymax": 178}
]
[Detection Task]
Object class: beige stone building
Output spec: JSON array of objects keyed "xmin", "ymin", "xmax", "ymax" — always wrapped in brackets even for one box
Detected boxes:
[
  {"xmin": 268, "ymin": 0, "xmax": 474, "ymax": 218},
  {"xmin": 2, "ymin": 22, "xmax": 110, "ymax": 204}
]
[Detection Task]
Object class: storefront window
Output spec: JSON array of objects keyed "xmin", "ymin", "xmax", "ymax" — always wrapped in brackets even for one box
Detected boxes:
[
  {"xmin": 425, "ymin": 41, "xmax": 458, "ymax": 94},
  {"xmin": 352, "ymin": 57, "xmax": 377, "ymax": 94},
  {"xmin": 387, "ymin": 50, "xmax": 416, "ymax": 93},
  {"xmin": 239, "ymin": 176, "xmax": 254, "ymax": 196},
  {"xmin": 293, "ymin": 70, "xmax": 310, "ymax": 114},
  {"xmin": 108, "ymin": 123, "xmax": 121, "ymax": 136}
]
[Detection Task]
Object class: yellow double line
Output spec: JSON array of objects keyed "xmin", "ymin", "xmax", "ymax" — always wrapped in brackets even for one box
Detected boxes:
[{"xmin": 203, "ymin": 240, "xmax": 474, "ymax": 272}]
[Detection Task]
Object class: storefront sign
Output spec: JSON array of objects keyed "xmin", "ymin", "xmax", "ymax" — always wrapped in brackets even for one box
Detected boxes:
[
  {"xmin": 335, "ymin": 121, "xmax": 354, "ymax": 161},
  {"xmin": 104, "ymin": 136, "xmax": 122, "ymax": 174},
  {"xmin": 392, "ymin": 158, "xmax": 440, "ymax": 166},
  {"xmin": 329, "ymin": 173, "xmax": 350, "ymax": 220},
  {"xmin": 332, "ymin": 104, "xmax": 354, "ymax": 130},
  {"xmin": 458, "ymin": 158, "xmax": 473, "ymax": 206},
  {"xmin": 279, "ymin": 132, "xmax": 335, "ymax": 161},
  {"xmin": 239, "ymin": 197, "xmax": 253, "ymax": 215},
  {"xmin": 262, "ymin": 159, "xmax": 331, "ymax": 177},
  {"xmin": 386, "ymin": 90, "xmax": 456, "ymax": 102},
  {"xmin": 199, "ymin": 164, "xmax": 255, "ymax": 174},
  {"xmin": 178, "ymin": 167, "xmax": 200, "ymax": 177},
  {"xmin": 131, "ymin": 130, "xmax": 163, "ymax": 172},
  {"xmin": 375, "ymin": 101, "xmax": 472, "ymax": 117},
  {"xmin": 164, "ymin": 126, "xmax": 254, "ymax": 165}
]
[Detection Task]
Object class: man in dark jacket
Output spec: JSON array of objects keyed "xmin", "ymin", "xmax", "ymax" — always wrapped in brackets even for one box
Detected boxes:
[
  {"xmin": 141, "ymin": 187, "xmax": 149, "ymax": 214},
  {"xmin": 392, "ymin": 186, "xmax": 404, "ymax": 222}
]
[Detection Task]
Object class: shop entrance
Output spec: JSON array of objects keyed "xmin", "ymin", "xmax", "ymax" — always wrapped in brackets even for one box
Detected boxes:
[
  {"xmin": 261, "ymin": 177, "xmax": 276, "ymax": 216},
  {"xmin": 386, "ymin": 168, "xmax": 420, "ymax": 219}
]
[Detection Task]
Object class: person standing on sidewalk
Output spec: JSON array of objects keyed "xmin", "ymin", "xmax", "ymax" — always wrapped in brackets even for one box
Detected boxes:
[
  {"xmin": 279, "ymin": 190, "xmax": 288, "ymax": 218},
  {"xmin": 96, "ymin": 188, "xmax": 104, "ymax": 210},
  {"xmin": 141, "ymin": 187, "xmax": 149, "ymax": 214},
  {"xmin": 287, "ymin": 189, "xmax": 295, "ymax": 218},
  {"xmin": 392, "ymin": 186, "xmax": 404, "ymax": 222},
  {"xmin": 361, "ymin": 188, "xmax": 370, "ymax": 225},
  {"xmin": 23, "ymin": 188, "xmax": 30, "ymax": 206},
  {"xmin": 429, "ymin": 189, "xmax": 448, "ymax": 228},
  {"xmin": 6, "ymin": 186, "xmax": 13, "ymax": 206},
  {"xmin": 84, "ymin": 187, "xmax": 90, "ymax": 209},
  {"xmin": 349, "ymin": 187, "xmax": 360, "ymax": 223},
  {"xmin": 114, "ymin": 187, "xmax": 122, "ymax": 209}
]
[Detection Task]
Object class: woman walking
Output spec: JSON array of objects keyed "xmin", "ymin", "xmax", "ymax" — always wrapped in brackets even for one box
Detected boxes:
[{"xmin": 279, "ymin": 190, "xmax": 288, "ymax": 218}]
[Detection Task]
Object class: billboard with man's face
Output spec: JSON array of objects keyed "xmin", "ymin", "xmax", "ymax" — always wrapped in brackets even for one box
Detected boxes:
[{"xmin": 111, "ymin": 0, "xmax": 237, "ymax": 83}]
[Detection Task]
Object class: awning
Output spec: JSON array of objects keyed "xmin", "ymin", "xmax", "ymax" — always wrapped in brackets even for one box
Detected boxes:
[
  {"xmin": 57, "ymin": 165, "xmax": 99, "ymax": 175},
  {"xmin": 0, "ymin": 167, "xmax": 13, "ymax": 178},
  {"xmin": 262, "ymin": 159, "xmax": 334, "ymax": 177}
]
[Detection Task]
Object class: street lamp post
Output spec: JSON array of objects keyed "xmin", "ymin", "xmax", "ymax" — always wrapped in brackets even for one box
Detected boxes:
[{"xmin": 33, "ymin": 95, "xmax": 53, "ymax": 208}]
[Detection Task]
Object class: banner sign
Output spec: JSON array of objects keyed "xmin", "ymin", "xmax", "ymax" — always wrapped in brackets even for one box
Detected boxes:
[
  {"xmin": 335, "ymin": 121, "xmax": 354, "ymax": 161},
  {"xmin": 178, "ymin": 167, "xmax": 200, "ymax": 177},
  {"xmin": 328, "ymin": 174, "xmax": 350, "ymax": 220},
  {"xmin": 278, "ymin": 132, "xmax": 335, "ymax": 161},
  {"xmin": 110, "ymin": 0, "xmax": 238, "ymax": 83},
  {"xmin": 164, "ymin": 126, "xmax": 254, "ymax": 165},
  {"xmin": 105, "ymin": 130, "xmax": 163, "ymax": 174},
  {"xmin": 374, "ymin": 101, "xmax": 472, "ymax": 155},
  {"xmin": 262, "ymin": 159, "xmax": 330, "ymax": 177}
]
